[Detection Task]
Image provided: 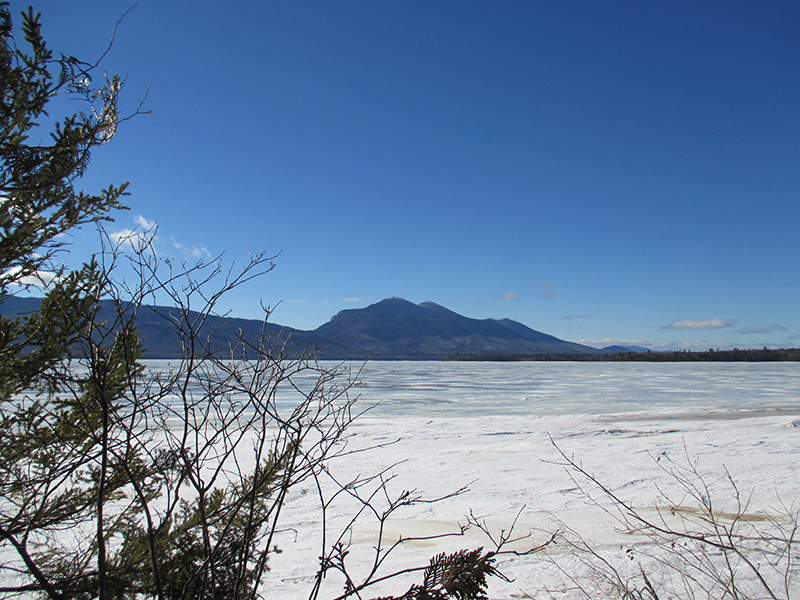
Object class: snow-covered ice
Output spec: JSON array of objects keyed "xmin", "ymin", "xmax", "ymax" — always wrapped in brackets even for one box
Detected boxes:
[
  {"xmin": 264, "ymin": 361, "xmax": 800, "ymax": 599},
  {"xmin": 8, "ymin": 360, "xmax": 796, "ymax": 598}
]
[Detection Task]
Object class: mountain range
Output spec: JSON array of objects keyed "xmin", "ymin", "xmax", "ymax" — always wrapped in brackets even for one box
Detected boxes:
[{"xmin": 0, "ymin": 295, "xmax": 635, "ymax": 359}]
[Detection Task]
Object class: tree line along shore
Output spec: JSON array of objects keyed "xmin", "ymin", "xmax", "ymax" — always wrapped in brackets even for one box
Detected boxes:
[{"xmin": 445, "ymin": 347, "xmax": 800, "ymax": 362}]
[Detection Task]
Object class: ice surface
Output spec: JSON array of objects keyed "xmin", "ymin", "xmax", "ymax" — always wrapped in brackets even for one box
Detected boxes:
[
  {"xmin": 9, "ymin": 360, "xmax": 795, "ymax": 598},
  {"xmin": 254, "ymin": 361, "xmax": 800, "ymax": 599}
]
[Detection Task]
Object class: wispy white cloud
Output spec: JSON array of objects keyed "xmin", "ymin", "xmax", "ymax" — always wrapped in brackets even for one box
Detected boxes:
[
  {"xmin": 499, "ymin": 293, "xmax": 520, "ymax": 301},
  {"xmin": 135, "ymin": 215, "xmax": 156, "ymax": 229},
  {"xmin": 171, "ymin": 237, "xmax": 211, "ymax": 260},
  {"xmin": 660, "ymin": 318, "xmax": 736, "ymax": 331},
  {"xmin": 342, "ymin": 298, "xmax": 368, "ymax": 303},
  {"xmin": 475, "ymin": 300, "xmax": 490, "ymax": 307},
  {"xmin": 738, "ymin": 326, "xmax": 771, "ymax": 335},
  {"xmin": 4, "ymin": 265, "xmax": 58, "ymax": 289},
  {"xmin": 562, "ymin": 314, "xmax": 592, "ymax": 321},
  {"xmin": 108, "ymin": 216, "xmax": 213, "ymax": 262},
  {"xmin": 109, "ymin": 215, "xmax": 157, "ymax": 250},
  {"xmin": 538, "ymin": 281, "xmax": 556, "ymax": 299},
  {"xmin": 287, "ymin": 299, "xmax": 305, "ymax": 304},
  {"xmin": 738, "ymin": 325, "xmax": 788, "ymax": 335}
]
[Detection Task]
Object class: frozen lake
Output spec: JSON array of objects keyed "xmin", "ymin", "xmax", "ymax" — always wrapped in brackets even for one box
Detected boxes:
[
  {"xmin": 250, "ymin": 360, "xmax": 800, "ymax": 599},
  {"xmin": 355, "ymin": 360, "xmax": 800, "ymax": 417}
]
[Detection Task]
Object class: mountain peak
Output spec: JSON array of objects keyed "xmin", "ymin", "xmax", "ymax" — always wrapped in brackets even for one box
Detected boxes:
[
  {"xmin": 419, "ymin": 300, "xmax": 443, "ymax": 308},
  {"xmin": 1, "ymin": 295, "xmax": 600, "ymax": 359},
  {"xmin": 380, "ymin": 296, "xmax": 413, "ymax": 304},
  {"xmin": 309, "ymin": 297, "xmax": 599, "ymax": 359}
]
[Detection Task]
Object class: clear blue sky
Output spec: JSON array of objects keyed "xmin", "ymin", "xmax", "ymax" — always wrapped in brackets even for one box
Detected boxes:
[{"xmin": 16, "ymin": 0, "xmax": 800, "ymax": 351}]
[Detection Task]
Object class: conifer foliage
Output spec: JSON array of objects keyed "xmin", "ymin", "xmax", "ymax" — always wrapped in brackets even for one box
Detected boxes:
[
  {"xmin": 378, "ymin": 549, "xmax": 498, "ymax": 600},
  {"xmin": 0, "ymin": 2, "xmax": 127, "ymax": 294}
]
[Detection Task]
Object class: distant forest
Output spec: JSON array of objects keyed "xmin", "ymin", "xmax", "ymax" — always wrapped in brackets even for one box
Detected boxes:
[{"xmin": 445, "ymin": 347, "xmax": 800, "ymax": 362}]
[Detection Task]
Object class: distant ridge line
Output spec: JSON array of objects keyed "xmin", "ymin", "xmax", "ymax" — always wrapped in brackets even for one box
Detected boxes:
[
  {"xmin": 0, "ymin": 294, "xmax": 642, "ymax": 360},
  {"xmin": 445, "ymin": 348, "xmax": 800, "ymax": 362}
]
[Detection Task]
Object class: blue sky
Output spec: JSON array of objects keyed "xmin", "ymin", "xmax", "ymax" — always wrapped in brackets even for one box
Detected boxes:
[{"xmin": 16, "ymin": 0, "xmax": 800, "ymax": 350}]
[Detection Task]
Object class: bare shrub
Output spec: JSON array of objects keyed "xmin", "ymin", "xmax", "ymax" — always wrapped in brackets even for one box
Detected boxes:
[{"xmin": 536, "ymin": 439, "xmax": 800, "ymax": 599}]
